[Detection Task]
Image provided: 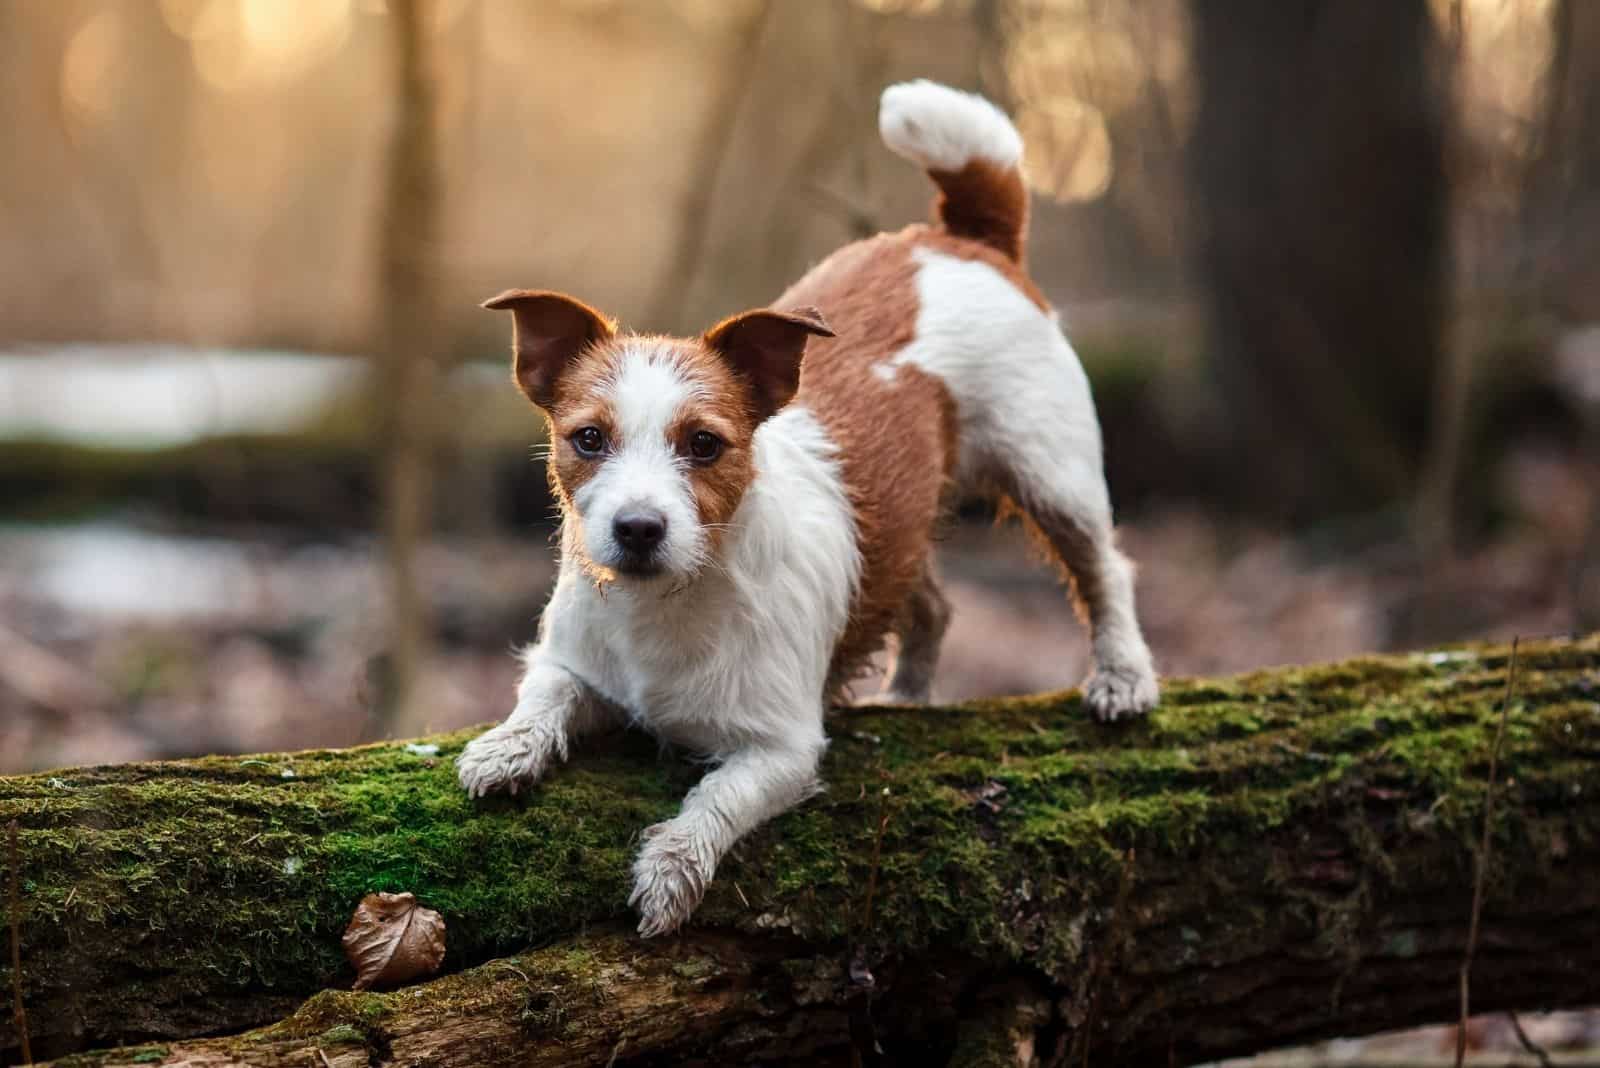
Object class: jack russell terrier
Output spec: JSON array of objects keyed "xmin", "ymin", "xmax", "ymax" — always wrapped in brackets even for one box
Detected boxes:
[{"xmin": 458, "ymin": 79, "xmax": 1159, "ymax": 937}]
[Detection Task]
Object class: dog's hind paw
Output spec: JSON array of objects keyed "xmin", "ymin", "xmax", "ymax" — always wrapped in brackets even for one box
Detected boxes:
[{"xmin": 1083, "ymin": 664, "xmax": 1158, "ymax": 723}]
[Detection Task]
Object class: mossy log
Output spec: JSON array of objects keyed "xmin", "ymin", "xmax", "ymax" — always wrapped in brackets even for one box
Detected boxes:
[{"xmin": 3, "ymin": 636, "xmax": 1599, "ymax": 1066}]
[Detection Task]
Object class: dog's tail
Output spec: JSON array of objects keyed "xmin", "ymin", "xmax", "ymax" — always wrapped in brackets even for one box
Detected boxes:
[{"xmin": 879, "ymin": 79, "xmax": 1028, "ymax": 263}]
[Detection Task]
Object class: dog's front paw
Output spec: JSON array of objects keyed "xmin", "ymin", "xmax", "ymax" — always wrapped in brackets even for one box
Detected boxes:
[
  {"xmin": 629, "ymin": 822, "xmax": 710, "ymax": 938},
  {"xmin": 1083, "ymin": 663, "xmax": 1159, "ymax": 723},
  {"xmin": 456, "ymin": 723, "xmax": 555, "ymax": 798}
]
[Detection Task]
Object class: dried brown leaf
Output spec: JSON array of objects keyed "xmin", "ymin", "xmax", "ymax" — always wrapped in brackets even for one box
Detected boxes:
[{"xmin": 341, "ymin": 891, "xmax": 446, "ymax": 990}]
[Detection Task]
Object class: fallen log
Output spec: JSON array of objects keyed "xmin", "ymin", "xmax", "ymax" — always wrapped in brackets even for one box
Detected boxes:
[{"xmin": 2, "ymin": 636, "xmax": 1598, "ymax": 1066}]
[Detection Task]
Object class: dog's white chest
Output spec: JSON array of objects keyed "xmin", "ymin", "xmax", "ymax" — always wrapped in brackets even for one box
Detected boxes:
[{"xmin": 571, "ymin": 585, "xmax": 772, "ymax": 751}]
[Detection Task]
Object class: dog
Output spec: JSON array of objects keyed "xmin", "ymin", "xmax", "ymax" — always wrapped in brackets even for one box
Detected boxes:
[{"xmin": 457, "ymin": 79, "xmax": 1159, "ymax": 937}]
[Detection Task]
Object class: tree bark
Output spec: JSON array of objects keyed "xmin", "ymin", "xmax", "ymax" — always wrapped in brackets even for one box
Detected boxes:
[{"xmin": 3, "ymin": 636, "xmax": 1598, "ymax": 1066}]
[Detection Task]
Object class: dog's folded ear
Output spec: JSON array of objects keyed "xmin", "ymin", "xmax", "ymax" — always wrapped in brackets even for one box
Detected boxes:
[
  {"xmin": 483, "ymin": 290, "xmax": 616, "ymax": 409},
  {"xmin": 702, "ymin": 306, "xmax": 834, "ymax": 421}
]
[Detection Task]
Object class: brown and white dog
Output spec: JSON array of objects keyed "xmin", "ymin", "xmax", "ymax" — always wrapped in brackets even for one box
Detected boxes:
[{"xmin": 458, "ymin": 80, "xmax": 1159, "ymax": 936}]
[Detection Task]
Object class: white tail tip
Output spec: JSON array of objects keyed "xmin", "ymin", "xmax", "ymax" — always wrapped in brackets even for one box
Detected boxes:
[{"xmin": 878, "ymin": 79, "xmax": 1022, "ymax": 173}]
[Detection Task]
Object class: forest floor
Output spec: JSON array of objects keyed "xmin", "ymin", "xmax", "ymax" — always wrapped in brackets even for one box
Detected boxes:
[{"xmin": 3, "ymin": 462, "xmax": 1592, "ymax": 777}]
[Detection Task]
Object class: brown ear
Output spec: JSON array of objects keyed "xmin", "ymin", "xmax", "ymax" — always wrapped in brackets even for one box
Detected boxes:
[
  {"xmin": 483, "ymin": 289, "xmax": 615, "ymax": 409},
  {"xmin": 702, "ymin": 305, "xmax": 834, "ymax": 421}
]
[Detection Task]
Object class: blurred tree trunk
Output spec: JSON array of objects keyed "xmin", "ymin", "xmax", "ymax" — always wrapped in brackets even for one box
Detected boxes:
[
  {"xmin": 1187, "ymin": 0, "xmax": 1450, "ymax": 521},
  {"xmin": 1409, "ymin": 0, "xmax": 1472, "ymax": 619},
  {"xmin": 374, "ymin": 0, "xmax": 442, "ymax": 734},
  {"xmin": 1522, "ymin": 0, "xmax": 1600, "ymax": 319},
  {"xmin": 643, "ymin": 1, "xmax": 773, "ymax": 333},
  {"xmin": 1523, "ymin": 0, "xmax": 1600, "ymax": 630}
]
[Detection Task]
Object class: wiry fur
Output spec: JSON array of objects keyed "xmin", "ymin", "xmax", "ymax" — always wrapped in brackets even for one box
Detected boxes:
[{"xmin": 460, "ymin": 79, "xmax": 1159, "ymax": 938}]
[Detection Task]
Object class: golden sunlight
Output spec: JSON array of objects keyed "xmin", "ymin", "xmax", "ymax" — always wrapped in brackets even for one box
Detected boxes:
[
  {"xmin": 668, "ymin": 0, "xmax": 766, "ymax": 28},
  {"xmin": 852, "ymin": 0, "xmax": 946, "ymax": 17},
  {"xmin": 181, "ymin": 0, "xmax": 355, "ymax": 92},
  {"xmin": 61, "ymin": 8, "xmax": 124, "ymax": 126},
  {"xmin": 1002, "ymin": 5, "xmax": 1148, "ymax": 206},
  {"xmin": 356, "ymin": 0, "xmax": 473, "ymax": 32},
  {"xmin": 1436, "ymin": 0, "xmax": 1557, "ymax": 159},
  {"xmin": 1016, "ymin": 96, "xmax": 1112, "ymax": 204},
  {"xmin": 1008, "ymin": 24, "xmax": 1144, "ymax": 118}
]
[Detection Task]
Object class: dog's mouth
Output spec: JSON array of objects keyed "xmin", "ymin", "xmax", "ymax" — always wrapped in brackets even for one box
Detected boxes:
[{"xmin": 612, "ymin": 552, "xmax": 666, "ymax": 579}]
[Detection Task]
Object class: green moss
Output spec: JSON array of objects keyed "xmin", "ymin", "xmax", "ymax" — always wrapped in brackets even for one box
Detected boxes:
[
  {"xmin": 2, "ymin": 634, "xmax": 1597, "ymax": 1054},
  {"xmin": 318, "ymin": 1023, "xmax": 366, "ymax": 1045},
  {"xmin": 269, "ymin": 990, "xmax": 393, "ymax": 1037}
]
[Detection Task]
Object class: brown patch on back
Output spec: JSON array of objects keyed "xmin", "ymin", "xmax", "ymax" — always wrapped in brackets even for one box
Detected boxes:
[
  {"xmin": 927, "ymin": 158, "xmax": 1030, "ymax": 265},
  {"xmin": 775, "ymin": 230, "xmax": 962, "ymax": 695}
]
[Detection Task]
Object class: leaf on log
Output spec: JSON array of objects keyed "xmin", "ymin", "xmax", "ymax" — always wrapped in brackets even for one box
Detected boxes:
[{"xmin": 340, "ymin": 891, "xmax": 445, "ymax": 990}]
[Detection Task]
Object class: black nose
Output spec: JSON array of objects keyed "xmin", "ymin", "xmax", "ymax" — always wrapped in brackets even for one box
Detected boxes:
[{"xmin": 613, "ymin": 511, "xmax": 667, "ymax": 555}]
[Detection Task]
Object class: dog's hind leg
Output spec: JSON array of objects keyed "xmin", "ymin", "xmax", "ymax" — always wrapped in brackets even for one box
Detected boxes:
[
  {"xmin": 879, "ymin": 238, "xmax": 1156, "ymax": 719},
  {"xmin": 874, "ymin": 559, "xmax": 951, "ymax": 704},
  {"xmin": 957, "ymin": 326, "xmax": 1157, "ymax": 721},
  {"xmin": 1001, "ymin": 456, "xmax": 1158, "ymax": 721}
]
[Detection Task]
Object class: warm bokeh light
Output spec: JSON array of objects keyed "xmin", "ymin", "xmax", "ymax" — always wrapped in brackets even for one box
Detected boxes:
[
  {"xmin": 160, "ymin": 0, "xmax": 220, "ymax": 40},
  {"xmin": 1441, "ymin": 0, "xmax": 1557, "ymax": 160},
  {"xmin": 61, "ymin": 7, "xmax": 125, "ymax": 126},
  {"xmin": 1009, "ymin": 23, "xmax": 1145, "ymax": 117},
  {"xmin": 1016, "ymin": 96, "xmax": 1112, "ymax": 203},
  {"xmin": 240, "ymin": 0, "xmax": 352, "ymax": 67},
  {"xmin": 356, "ymin": 0, "xmax": 474, "ymax": 30},
  {"xmin": 168, "ymin": 0, "xmax": 357, "ymax": 92},
  {"xmin": 853, "ymin": 0, "xmax": 947, "ymax": 15},
  {"xmin": 667, "ymin": 0, "xmax": 766, "ymax": 28},
  {"xmin": 1003, "ymin": 5, "xmax": 1172, "ymax": 205},
  {"xmin": 15, "ymin": 0, "xmax": 1591, "ymax": 355}
]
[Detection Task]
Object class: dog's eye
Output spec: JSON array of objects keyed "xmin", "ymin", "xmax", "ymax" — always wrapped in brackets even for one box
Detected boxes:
[
  {"xmin": 688, "ymin": 430, "xmax": 722, "ymax": 463},
  {"xmin": 572, "ymin": 426, "xmax": 605, "ymax": 457}
]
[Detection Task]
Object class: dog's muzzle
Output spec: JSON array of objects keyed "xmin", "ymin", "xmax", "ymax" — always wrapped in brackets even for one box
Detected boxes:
[{"xmin": 612, "ymin": 509, "xmax": 668, "ymax": 575}]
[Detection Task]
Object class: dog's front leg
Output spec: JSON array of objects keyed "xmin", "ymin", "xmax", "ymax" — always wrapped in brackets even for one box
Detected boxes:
[
  {"xmin": 630, "ymin": 736, "xmax": 825, "ymax": 937},
  {"xmin": 457, "ymin": 654, "xmax": 603, "ymax": 798}
]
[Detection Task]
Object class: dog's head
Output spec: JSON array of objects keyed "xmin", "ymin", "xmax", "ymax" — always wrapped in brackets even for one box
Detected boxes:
[{"xmin": 485, "ymin": 290, "xmax": 833, "ymax": 584}]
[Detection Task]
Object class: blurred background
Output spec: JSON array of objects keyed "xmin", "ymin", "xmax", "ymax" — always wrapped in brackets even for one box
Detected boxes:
[
  {"xmin": 1, "ymin": 1, "xmax": 1597, "ymax": 1059},
  {"xmin": 1, "ymin": 0, "xmax": 1597, "ymax": 762}
]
